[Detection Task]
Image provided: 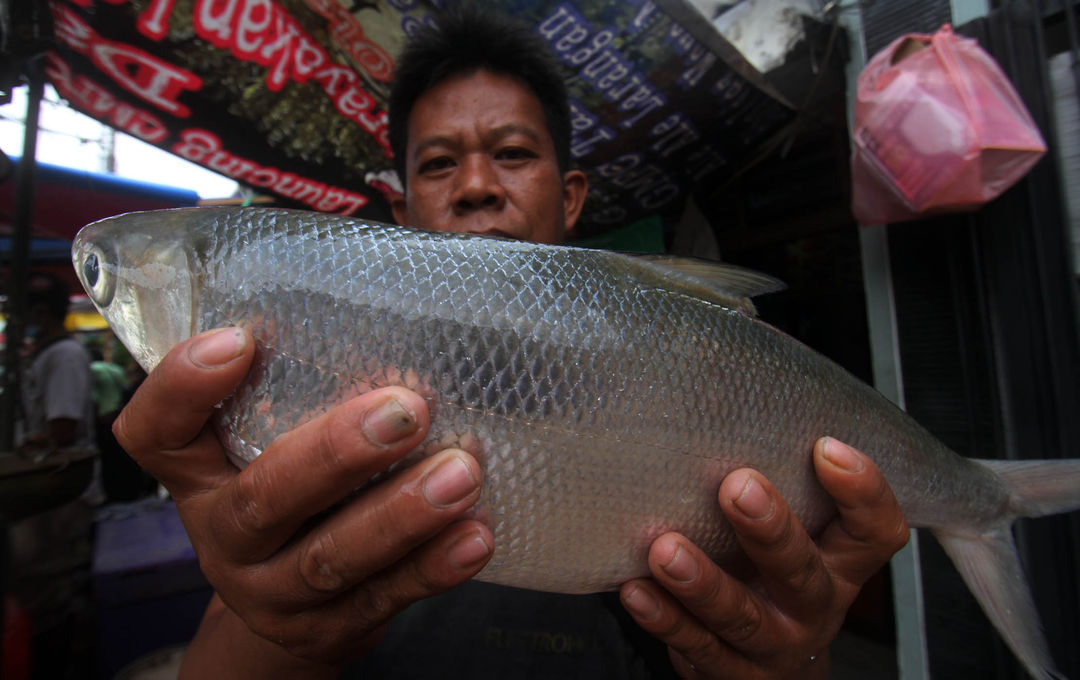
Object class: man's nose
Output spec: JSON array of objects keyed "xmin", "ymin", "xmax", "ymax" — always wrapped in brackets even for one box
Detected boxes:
[{"xmin": 453, "ymin": 155, "xmax": 506, "ymax": 212}]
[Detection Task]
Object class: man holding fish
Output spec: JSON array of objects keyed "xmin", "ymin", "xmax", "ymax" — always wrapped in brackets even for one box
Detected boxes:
[{"xmin": 112, "ymin": 8, "xmax": 909, "ymax": 679}]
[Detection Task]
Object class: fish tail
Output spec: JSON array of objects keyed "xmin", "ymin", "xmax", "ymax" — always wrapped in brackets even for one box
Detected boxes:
[
  {"xmin": 932, "ymin": 458, "xmax": 1080, "ymax": 680},
  {"xmin": 977, "ymin": 458, "xmax": 1080, "ymax": 518},
  {"xmin": 933, "ymin": 526, "xmax": 1066, "ymax": 680}
]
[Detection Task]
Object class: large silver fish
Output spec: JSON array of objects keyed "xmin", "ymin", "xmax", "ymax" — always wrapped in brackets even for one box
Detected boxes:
[{"xmin": 74, "ymin": 207, "xmax": 1078, "ymax": 679}]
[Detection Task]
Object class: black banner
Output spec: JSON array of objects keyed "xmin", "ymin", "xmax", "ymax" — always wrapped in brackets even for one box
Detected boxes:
[{"xmin": 44, "ymin": 0, "xmax": 794, "ymax": 237}]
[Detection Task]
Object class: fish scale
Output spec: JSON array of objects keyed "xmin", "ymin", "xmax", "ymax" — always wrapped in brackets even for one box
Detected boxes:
[
  {"xmin": 74, "ymin": 207, "xmax": 1080, "ymax": 679},
  {"xmin": 203, "ymin": 212, "xmax": 840, "ymax": 587}
]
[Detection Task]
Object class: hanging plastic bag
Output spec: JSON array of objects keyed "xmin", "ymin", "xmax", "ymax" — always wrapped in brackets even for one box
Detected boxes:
[{"xmin": 850, "ymin": 24, "xmax": 1046, "ymax": 224}]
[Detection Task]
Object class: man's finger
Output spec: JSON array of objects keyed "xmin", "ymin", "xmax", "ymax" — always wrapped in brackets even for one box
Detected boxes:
[
  {"xmin": 208, "ymin": 387, "xmax": 432, "ymax": 563},
  {"xmin": 282, "ymin": 448, "xmax": 484, "ymax": 601},
  {"xmin": 113, "ymin": 327, "xmax": 254, "ymax": 495},
  {"xmin": 637, "ymin": 531, "xmax": 812, "ymax": 661},
  {"xmin": 717, "ymin": 469, "xmax": 834, "ymax": 610},
  {"xmin": 338, "ymin": 516, "xmax": 493, "ymax": 622},
  {"xmin": 619, "ymin": 576, "xmax": 742, "ymax": 676},
  {"xmin": 225, "ymin": 446, "xmax": 482, "ymax": 605},
  {"xmin": 272, "ymin": 518, "xmax": 493, "ymax": 663},
  {"xmin": 812, "ymin": 437, "xmax": 910, "ymax": 585}
]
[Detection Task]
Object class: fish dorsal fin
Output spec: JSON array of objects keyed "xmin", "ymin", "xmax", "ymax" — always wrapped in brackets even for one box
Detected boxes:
[{"xmin": 630, "ymin": 254, "xmax": 785, "ymax": 315}]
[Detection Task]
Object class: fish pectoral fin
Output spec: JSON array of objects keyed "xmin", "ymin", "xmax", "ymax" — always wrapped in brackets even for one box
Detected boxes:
[
  {"xmin": 630, "ymin": 254, "xmax": 785, "ymax": 315},
  {"xmin": 934, "ymin": 525, "xmax": 1063, "ymax": 680}
]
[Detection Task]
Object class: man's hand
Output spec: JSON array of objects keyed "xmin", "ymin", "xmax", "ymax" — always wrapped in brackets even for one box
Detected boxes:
[
  {"xmin": 113, "ymin": 327, "xmax": 494, "ymax": 674},
  {"xmin": 620, "ymin": 437, "xmax": 909, "ymax": 679}
]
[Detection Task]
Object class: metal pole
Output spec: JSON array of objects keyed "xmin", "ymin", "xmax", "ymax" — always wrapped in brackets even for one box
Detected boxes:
[
  {"xmin": 858, "ymin": 224, "xmax": 930, "ymax": 680},
  {"xmin": 952, "ymin": 0, "xmax": 991, "ymax": 26},
  {"xmin": 1, "ymin": 63, "xmax": 44, "ymax": 452},
  {"xmin": 837, "ymin": 3, "xmax": 930, "ymax": 678},
  {"xmin": 1055, "ymin": 0, "xmax": 1080, "ymax": 128}
]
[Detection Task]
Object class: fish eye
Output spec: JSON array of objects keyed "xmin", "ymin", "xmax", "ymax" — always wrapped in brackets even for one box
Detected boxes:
[
  {"xmin": 84, "ymin": 252, "xmax": 99, "ymax": 287},
  {"xmin": 82, "ymin": 245, "xmax": 115, "ymax": 307}
]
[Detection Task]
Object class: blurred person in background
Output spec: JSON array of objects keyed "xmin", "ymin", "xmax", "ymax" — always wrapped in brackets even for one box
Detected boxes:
[
  {"xmin": 16, "ymin": 274, "xmax": 95, "ymax": 459},
  {"xmin": 10, "ymin": 273, "xmax": 99, "ymax": 679},
  {"xmin": 90, "ymin": 340, "xmax": 155, "ymax": 502}
]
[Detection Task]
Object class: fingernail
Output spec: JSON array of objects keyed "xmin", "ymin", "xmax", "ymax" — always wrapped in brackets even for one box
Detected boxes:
[
  {"xmin": 622, "ymin": 584, "xmax": 660, "ymax": 621},
  {"xmin": 188, "ymin": 328, "xmax": 244, "ymax": 368},
  {"xmin": 448, "ymin": 531, "xmax": 491, "ymax": 569},
  {"xmin": 821, "ymin": 437, "xmax": 864, "ymax": 473},
  {"xmin": 661, "ymin": 543, "xmax": 699, "ymax": 583},
  {"xmin": 423, "ymin": 455, "xmax": 478, "ymax": 507},
  {"xmin": 732, "ymin": 474, "xmax": 773, "ymax": 520},
  {"xmin": 362, "ymin": 397, "xmax": 418, "ymax": 445}
]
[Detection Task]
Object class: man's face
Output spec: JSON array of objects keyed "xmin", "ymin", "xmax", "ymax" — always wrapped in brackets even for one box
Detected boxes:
[{"xmin": 392, "ymin": 70, "xmax": 587, "ymax": 244}]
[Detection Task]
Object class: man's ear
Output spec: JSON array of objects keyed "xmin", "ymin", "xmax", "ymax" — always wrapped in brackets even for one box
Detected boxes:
[
  {"xmin": 562, "ymin": 170, "xmax": 588, "ymax": 232},
  {"xmin": 391, "ymin": 196, "xmax": 409, "ymax": 226}
]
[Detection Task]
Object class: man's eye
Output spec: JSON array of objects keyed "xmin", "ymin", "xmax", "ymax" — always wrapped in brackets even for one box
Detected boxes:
[
  {"xmin": 419, "ymin": 157, "xmax": 454, "ymax": 174},
  {"xmin": 496, "ymin": 147, "xmax": 536, "ymax": 161}
]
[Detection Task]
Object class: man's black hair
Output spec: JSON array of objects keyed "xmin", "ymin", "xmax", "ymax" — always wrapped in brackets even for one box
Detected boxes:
[{"xmin": 388, "ymin": 6, "xmax": 572, "ymax": 184}]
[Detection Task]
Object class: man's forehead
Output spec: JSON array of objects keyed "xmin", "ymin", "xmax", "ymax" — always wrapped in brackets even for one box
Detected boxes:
[
  {"xmin": 425, "ymin": 67, "xmax": 537, "ymax": 101},
  {"xmin": 406, "ymin": 71, "xmax": 553, "ymax": 149},
  {"xmin": 411, "ymin": 123, "xmax": 544, "ymax": 152}
]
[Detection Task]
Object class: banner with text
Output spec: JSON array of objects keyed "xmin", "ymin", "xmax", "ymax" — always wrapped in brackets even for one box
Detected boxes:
[{"xmin": 44, "ymin": 0, "xmax": 793, "ymax": 237}]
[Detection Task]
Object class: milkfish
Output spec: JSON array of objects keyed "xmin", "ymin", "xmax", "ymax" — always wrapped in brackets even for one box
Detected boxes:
[{"xmin": 73, "ymin": 207, "xmax": 1080, "ymax": 679}]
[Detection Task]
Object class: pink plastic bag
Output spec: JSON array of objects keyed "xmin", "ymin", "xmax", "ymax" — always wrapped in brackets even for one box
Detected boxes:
[{"xmin": 850, "ymin": 24, "xmax": 1046, "ymax": 224}]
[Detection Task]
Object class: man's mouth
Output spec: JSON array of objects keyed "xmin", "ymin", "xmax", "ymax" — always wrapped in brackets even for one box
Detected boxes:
[{"xmin": 468, "ymin": 227, "xmax": 520, "ymax": 241}]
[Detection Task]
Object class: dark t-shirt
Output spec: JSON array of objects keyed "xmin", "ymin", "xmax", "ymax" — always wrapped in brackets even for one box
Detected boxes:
[{"xmin": 341, "ymin": 581, "xmax": 678, "ymax": 679}]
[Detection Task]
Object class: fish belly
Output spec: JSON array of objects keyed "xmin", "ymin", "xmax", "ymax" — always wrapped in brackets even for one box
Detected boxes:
[
  {"xmin": 208, "ymin": 291, "xmax": 843, "ymax": 593},
  {"xmin": 195, "ymin": 218, "xmax": 990, "ymax": 593}
]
